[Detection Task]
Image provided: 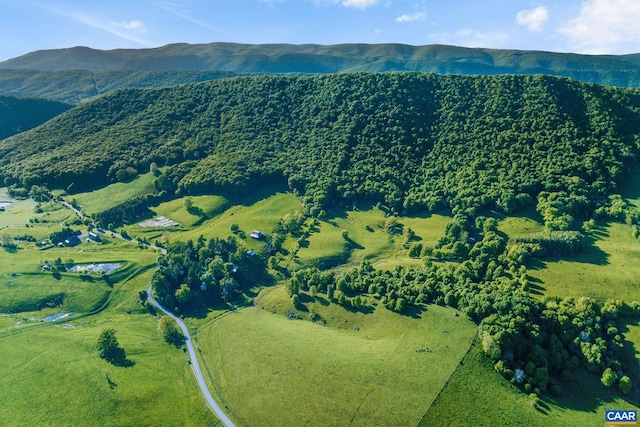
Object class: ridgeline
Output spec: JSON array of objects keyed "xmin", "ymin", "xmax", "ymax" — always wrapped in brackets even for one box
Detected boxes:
[
  {"xmin": 1, "ymin": 43, "xmax": 640, "ymax": 103},
  {"xmin": 1, "ymin": 72, "xmax": 639, "ymax": 218}
]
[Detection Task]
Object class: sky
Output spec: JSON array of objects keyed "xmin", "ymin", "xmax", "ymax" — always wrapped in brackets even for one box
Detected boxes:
[{"xmin": 2, "ymin": 0, "xmax": 640, "ymax": 61}]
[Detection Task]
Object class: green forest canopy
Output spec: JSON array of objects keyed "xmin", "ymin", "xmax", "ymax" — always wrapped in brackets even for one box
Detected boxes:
[
  {"xmin": 0, "ymin": 94, "xmax": 71, "ymax": 140},
  {"xmin": 2, "ymin": 72, "xmax": 639, "ymax": 221}
]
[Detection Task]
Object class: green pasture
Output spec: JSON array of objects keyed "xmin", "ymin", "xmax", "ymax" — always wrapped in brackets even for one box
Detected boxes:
[
  {"xmin": 152, "ymin": 195, "xmax": 229, "ymax": 226},
  {"xmin": 529, "ymin": 221, "xmax": 640, "ymax": 301},
  {"xmin": 125, "ymin": 188, "xmax": 302, "ymax": 249},
  {"xmin": 198, "ymin": 286, "xmax": 476, "ymax": 427},
  {"xmin": 0, "ymin": 315, "xmax": 218, "ymax": 427},
  {"xmin": 0, "ymin": 272, "xmax": 110, "ymax": 314},
  {"xmin": 0, "ymin": 189, "xmax": 76, "ymax": 240},
  {"xmin": 70, "ymin": 171, "xmax": 158, "ymax": 215},
  {"xmin": 294, "ymin": 207, "xmax": 450, "ymax": 270},
  {"xmin": 498, "ymin": 210, "xmax": 545, "ymax": 238},
  {"xmin": 421, "ymin": 340, "xmax": 639, "ymax": 427},
  {"xmin": 1, "ymin": 231, "xmax": 160, "ymax": 335}
]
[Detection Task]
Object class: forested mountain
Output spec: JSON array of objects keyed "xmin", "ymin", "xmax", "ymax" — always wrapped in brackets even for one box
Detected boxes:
[
  {"xmin": 2, "ymin": 72, "xmax": 639, "ymax": 221},
  {"xmin": 0, "ymin": 95, "xmax": 71, "ymax": 140},
  {"xmin": 0, "ymin": 43, "xmax": 639, "ymax": 101},
  {"xmin": 0, "ymin": 69, "xmax": 236, "ymax": 104}
]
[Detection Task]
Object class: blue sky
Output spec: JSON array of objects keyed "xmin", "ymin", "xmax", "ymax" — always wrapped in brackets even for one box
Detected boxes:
[{"xmin": 2, "ymin": 0, "xmax": 640, "ymax": 61}]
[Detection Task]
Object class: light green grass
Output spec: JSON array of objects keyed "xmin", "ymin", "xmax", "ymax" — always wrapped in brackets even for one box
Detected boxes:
[
  {"xmin": 420, "ymin": 339, "xmax": 638, "ymax": 427},
  {"xmin": 71, "ymin": 172, "xmax": 158, "ymax": 215},
  {"xmin": 0, "ymin": 272, "xmax": 110, "ymax": 314},
  {"xmin": 295, "ymin": 208, "xmax": 450, "ymax": 270},
  {"xmin": 529, "ymin": 221, "xmax": 640, "ymax": 301},
  {"xmin": 127, "ymin": 189, "xmax": 303, "ymax": 248},
  {"xmin": 198, "ymin": 286, "xmax": 476, "ymax": 427},
  {"xmin": 153, "ymin": 195, "xmax": 229, "ymax": 226},
  {"xmin": 498, "ymin": 213, "xmax": 545, "ymax": 238},
  {"xmin": 0, "ymin": 315, "xmax": 219, "ymax": 427}
]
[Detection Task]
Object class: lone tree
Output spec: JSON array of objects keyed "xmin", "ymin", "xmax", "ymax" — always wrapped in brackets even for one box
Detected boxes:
[
  {"xmin": 601, "ymin": 367, "xmax": 618, "ymax": 388},
  {"xmin": 619, "ymin": 376, "xmax": 633, "ymax": 394},
  {"xmin": 157, "ymin": 315, "xmax": 184, "ymax": 347},
  {"xmin": 96, "ymin": 328, "xmax": 125, "ymax": 363}
]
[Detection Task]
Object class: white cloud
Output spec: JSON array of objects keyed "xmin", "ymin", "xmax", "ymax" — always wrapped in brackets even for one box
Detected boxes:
[
  {"xmin": 33, "ymin": 2, "xmax": 152, "ymax": 46},
  {"xmin": 111, "ymin": 20, "xmax": 146, "ymax": 32},
  {"xmin": 342, "ymin": 0, "xmax": 379, "ymax": 8},
  {"xmin": 154, "ymin": 1, "xmax": 219, "ymax": 30},
  {"xmin": 396, "ymin": 12, "xmax": 426, "ymax": 23},
  {"xmin": 516, "ymin": 6, "xmax": 549, "ymax": 32},
  {"xmin": 314, "ymin": 0, "xmax": 380, "ymax": 9},
  {"xmin": 560, "ymin": 0, "xmax": 640, "ymax": 54}
]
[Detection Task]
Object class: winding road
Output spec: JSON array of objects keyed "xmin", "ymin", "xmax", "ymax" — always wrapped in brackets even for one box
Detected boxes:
[
  {"xmin": 147, "ymin": 284, "xmax": 236, "ymax": 427},
  {"xmin": 57, "ymin": 199, "xmax": 234, "ymax": 425}
]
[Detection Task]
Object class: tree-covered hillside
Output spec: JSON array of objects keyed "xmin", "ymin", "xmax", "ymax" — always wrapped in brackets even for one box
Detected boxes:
[
  {"xmin": 0, "ymin": 95, "xmax": 71, "ymax": 140},
  {"xmin": 1, "ymin": 73, "xmax": 639, "ymax": 219},
  {"xmin": 0, "ymin": 69, "xmax": 237, "ymax": 104}
]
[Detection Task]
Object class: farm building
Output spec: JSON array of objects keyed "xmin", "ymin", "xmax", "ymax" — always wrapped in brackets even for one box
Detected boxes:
[{"xmin": 250, "ymin": 230, "xmax": 264, "ymax": 239}]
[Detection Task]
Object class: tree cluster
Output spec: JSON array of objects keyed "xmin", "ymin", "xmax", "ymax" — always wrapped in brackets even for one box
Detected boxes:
[
  {"xmin": 151, "ymin": 236, "xmax": 269, "ymax": 310},
  {"xmin": 285, "ymin": 210, "xmax": 640, "ymax": 395}
]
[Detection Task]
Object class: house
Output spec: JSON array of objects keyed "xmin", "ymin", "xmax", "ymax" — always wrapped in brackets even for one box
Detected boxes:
[
  {"xmin": 247, "ymin": 249, "xmax": 256, "ymax": 256},
  {"xmin": 64, "ymin": 236, "xmax": 81, "ymax": 247},
  {"xmin": 88, "ymin": 232, "xmax": 101, "ymax": 242},
  {"xmin": 250, "ymin": 230, "xmax": 264, "ymax": 240}
]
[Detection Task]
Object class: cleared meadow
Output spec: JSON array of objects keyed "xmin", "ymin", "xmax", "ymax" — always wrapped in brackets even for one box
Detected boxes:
[
  {"xmin": 0, "ymin": 315, "xmax": 219, "ymax": 427},
  {"xmin": 197, "ymin": 286, "xmax": 476, "ymax": 427}
]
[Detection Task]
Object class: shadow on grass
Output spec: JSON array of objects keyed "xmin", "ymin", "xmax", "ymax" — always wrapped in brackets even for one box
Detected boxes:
[
  {"xmin": 345, "ymin": 237, "xmax": 364, "ymax": 250},
  {"xmin": 182, "ymin": 300, "xmax": 232, "ymax": 319},
  {"xmin": 614, "ymin": 319, "xmax": 640, "ymax": 406},
  {"xmin": 104, "ymin": 348, "xmax": 135, "ymax": 368},
  {"xmin": 315, "ymin": 295, "xmax": 331, "ymax": 306},
  {"xmin": 402, "ymin": 304, "xmax": 427, "ymax": 319},
  {"xmin": 105, "ymin": 373, "xmax": 117, "ymax": 389},
  {"xmin": 343, "ymin": 304, "xmax": 374, "ymax": 315},
  {"xmin": 544, "ymin": 318, "xmax": 640, "ymax": 413}
]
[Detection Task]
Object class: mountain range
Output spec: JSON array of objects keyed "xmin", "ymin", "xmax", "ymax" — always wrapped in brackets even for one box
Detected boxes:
[{"xmin": 1, "ymin": 43, "xmax": 640, "ymax": 104}]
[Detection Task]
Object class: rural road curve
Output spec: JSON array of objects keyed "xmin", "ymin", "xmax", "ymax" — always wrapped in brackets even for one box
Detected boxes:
[{"xmin": 147, "ymin": 284, "xmax": 236, "ymax": 427}]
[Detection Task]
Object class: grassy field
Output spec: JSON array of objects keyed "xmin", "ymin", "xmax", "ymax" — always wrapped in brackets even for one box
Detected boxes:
[
  {"xmin": 71, "ymin": 171, "xmax": 158, "ymax": 215},
  {"xmin": 420, "ymin": 340, "xmax": 639, "ymax": 427},
  {"xmin": 528, "ymin": 221, "xmax": 640, "ymax": 301},
  {"xmin": 294, "ymin": 207, "xmax": 451, "ymax": 270},
  {"xmin": 0, "ymin": 188, "xmax": 76, "ymax": 241},
  {"xmin": 495, "ymin": 205, "xmax": 640, "ymax": 302},
  {"xmin": 197, "ymin": 286, "xmax": 476, "ymax": 427},
  {"xmin": 122, "ymin": 187, "xmax": 302, "ymax": 250},
  {"xmin": 5, "ymin": 179, "xmax": 640, "ymax": 427},
  {"xmin": 0, "ymin": 314, "xmax": 219, "ymax": 427},
  {"xmin": 0, "ymin": 226, "xmax": 219, "ymax": 426}
]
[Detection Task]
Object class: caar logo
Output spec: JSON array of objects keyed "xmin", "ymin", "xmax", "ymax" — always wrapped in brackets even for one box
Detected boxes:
[{"xmin": 606, "ymin": 410, "xmax": 637, "ymax": 425}]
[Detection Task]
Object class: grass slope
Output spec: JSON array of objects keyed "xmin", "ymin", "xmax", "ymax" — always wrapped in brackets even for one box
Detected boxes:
[
  {"xmin": 529, "ymin": 221, "xmax": 640, "ymax": 301},
  {"xmin": 71, "ymin": 171, "xmax": 158, "ymax": 215},
  {"xmin": 124, "ymin": 187, "xmax": 301, "ymax": 247},
  {"xmin": 420, "ymin": 340, "xmax": 639, "ymax": 426},
  {"xmin": 295, "ymin": 207, "xmax": 450, "ymax": 270},
  {"xmin": 0, "ymin": 316, "xmax": 219, "ymax": 427},
  {"xmin": 197, "ymin": 286, "xmax": 476, "ymax": 427}
]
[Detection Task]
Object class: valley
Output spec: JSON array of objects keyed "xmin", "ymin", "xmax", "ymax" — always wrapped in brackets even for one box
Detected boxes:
[{"xmin": 2, "ymin": 62, "xmax": 640, "ymax": 426}]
